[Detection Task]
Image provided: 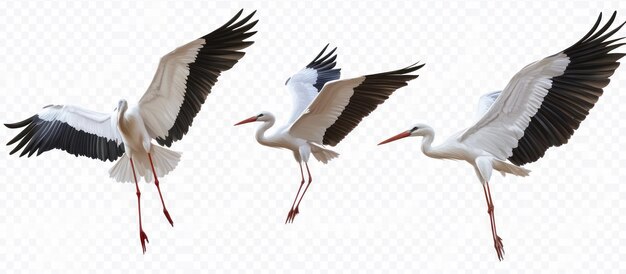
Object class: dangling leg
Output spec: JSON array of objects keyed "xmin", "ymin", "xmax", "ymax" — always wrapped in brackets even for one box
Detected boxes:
[
  {"xmin": 482, "ymin": 181, "xmax": 504, "ymax": 260},
  {"xmin": 148, "ymin": 153, "xmax": 173, "ymax": 227},
  {"xmin": 287, "ymin": 162, "xmax": 313, "ymax": 223},
  {"xmin": 481, "ymin": 182, "xmax": 496, "ymax": 240},
  {"xmin": 130, "ymin": 158, "xmax": 149, "ymax": 253},
  {"xmin": 486, "ymin": 182, "xmax": 504, "ymax": 259},
  {"xmin": 285, "ymin": 162, "xmax": 305, "ymax": 224}
]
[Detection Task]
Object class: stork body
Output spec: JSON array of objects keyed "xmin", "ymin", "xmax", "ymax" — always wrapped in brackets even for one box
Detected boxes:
[
  {"xmin": 236, "ymin": 45, "xmax": 423, "ymax": 222},
  {"xmin": 5, "ymin": 10, "xmax": 258, "ymax": 253},
  {"xmin": 380, "ymin": 12, "xmax": 625, "ymax": 260},
  {"xmin": 117, "ymin": 101, "xmax": 148, "ymax": 154},
  {"xmin": 400, "ymin": 127, "xmax": 529, "ymax": 177},
  {"xmin": 247, "ymin": 113, "xmax": 338, "ymax": 163}
]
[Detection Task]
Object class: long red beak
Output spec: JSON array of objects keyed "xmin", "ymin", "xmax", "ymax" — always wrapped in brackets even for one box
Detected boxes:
[
  {"xmin": 378, "ymin": 131, "xmax": 411, "ymax": 145},
  {"xmin": 234, "ymin": 116, "xmax": 258, "ymax": 126}
]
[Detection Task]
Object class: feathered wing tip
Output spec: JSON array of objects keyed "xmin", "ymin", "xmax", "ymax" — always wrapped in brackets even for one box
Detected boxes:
[
  {"xmin": 508, "ymin": 11, "xmax": 625, "ymax": 166},
  {"xmin": 152, "ymin": 9, "xmax": 258, "ymax": 148},
  {"xmin": 306, "ymin": 44, "xmax": 342, "ymax": 91},
  {"xmin": 566, "ymin": 11, "xmax": 625, "ymax": 53},
  {"xmin": 309, "ymin": 142, "xmax": 339, "ymax": 164},
  {"xmin": 5, "ymin": 112, "xmax": 124, "ymax": 161},
  {"xmin": 306, "ymin": 44, "xmax": 338, "ymax": 70},
  {"xmin": 320, "ymin": 61, "xmax": 425, "ymax": 147},
  {"xmin": 216, "ymin": 9, "xmax": 257, "ymax": 31},
  {"xmin": 204, "ymin": 9, "xmax": 258, "ymax": 47},
  {"xmin": 109, "ymin": 146, "xmax": 181, "ymax": 183},
  {"xmin": 371, "ymin": 62, "xmax": 425, "ymax": 77},
  {"xmin": 4, "ymin": 115, "xmax": 35, "ymax": 129}
]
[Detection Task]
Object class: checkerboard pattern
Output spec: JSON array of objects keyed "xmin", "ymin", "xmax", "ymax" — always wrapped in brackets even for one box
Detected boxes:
[{"xmin": 1, "ymin": 0, "xmax": 625, "ymax": 272}]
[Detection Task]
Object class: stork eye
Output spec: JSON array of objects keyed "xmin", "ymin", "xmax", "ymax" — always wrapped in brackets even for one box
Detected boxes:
[
  {"xmin": 257, "ymin": 114, "xmax": 264, "ymax": 117},
  {"xmin": 411, "ymin": 126, "xmax": 419, "ymax": 131}
]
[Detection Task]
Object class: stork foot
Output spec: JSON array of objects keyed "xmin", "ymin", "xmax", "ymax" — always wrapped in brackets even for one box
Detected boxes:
[
  {"xmin": 139, "ymin": 229, "xmax": 149, "ymax": 254},
  {"xmin": 163, "ymin": 209, "xmax": 174, "ymax": 227},
  {"xmin": 493, "ymin": 235, "xmax": 505, "ymax": 261},
  {"xmin": 285, "ymin": 207, "xmax": 300, "ymax": 224}
]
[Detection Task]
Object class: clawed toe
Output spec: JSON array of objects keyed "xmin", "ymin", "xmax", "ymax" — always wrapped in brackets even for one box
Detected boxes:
[
  {"xmin": 285, "ymin": 207, "xmax": 300, "ymax": 223},
  {"xmin": 494, "ymin": 235, "xmax": 505, "ymax": 260},
  {"xmin": 140, "ymin": 230, "xmax": 149, "ymax": 254},
  {"xmin": 164, "ymin": 209, "xmax": 174, "ymax": 227}
]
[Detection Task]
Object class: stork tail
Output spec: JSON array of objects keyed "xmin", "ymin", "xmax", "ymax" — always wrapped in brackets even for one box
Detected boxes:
[
  {"xmin": 109, "ymin": 146, "xmax": 181, "ymax": 183},
  {"xmin": 493, "ymin": 159, "xmax": 531, "ymax": 177},
  {"xmin": 309, "ymin": 142, "xmax": 339, "ymax": 164}
]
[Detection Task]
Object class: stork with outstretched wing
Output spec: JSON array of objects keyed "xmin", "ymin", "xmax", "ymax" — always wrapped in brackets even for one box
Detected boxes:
[
  {"xmin": 5, "ymin": 9, "xmax": 258, "ymax": 253},
  {"xmin": 379, "ymin": 11, "xmax": 625, "ymax": 260},
  {"xmin": 235, "ymin": 44, "xmax": 424, "ymax": 223}
]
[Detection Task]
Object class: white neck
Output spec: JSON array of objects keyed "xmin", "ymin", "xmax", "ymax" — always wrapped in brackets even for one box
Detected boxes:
[
  {"xmin": 255, "ymin": 117, "xmax": 276, "ymax": 147},
  {"xmin": 117, "ymin": 107, "xmax": 128, "ymax": 135},
  {"xmin": 419, "ymin": 128, "xmax": 448, "ymax": 159}
]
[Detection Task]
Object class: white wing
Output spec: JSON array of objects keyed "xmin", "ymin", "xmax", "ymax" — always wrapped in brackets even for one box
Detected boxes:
[
  {"xmin": 289, "ymin": 63, "xmax": 424, "ymax": 146},
  {"xmin": 286, "ymin": 68, "xmax": 319, "ymax": 124},
  {"xmin": 460, "ymin": 54, "xmax": 570, "ymax": 159},
  {"xmin": 475, "ymin": 90, "xmax": 501, "ymax": 119},
  {"xmin": 5, "ymin": 105, "xmax": 124, "ymax": 162},
  {"xmin": 138, "ymin": 10, "xmax": 257, "ymax": 146},
  {"xmin": 285, "ymin": 45, "xmax": 341, "ymax": 124},
  {"xmin": 459, "ymin": 12, "xmax": 625, "ymax": 165}
]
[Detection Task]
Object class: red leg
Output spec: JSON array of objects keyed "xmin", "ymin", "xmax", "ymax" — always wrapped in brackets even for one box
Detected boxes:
[
  {"xmin": 148, "ymin": 153, "xmax": 173, "ymax": 227},
  {"xmin": 287, "ymin": 162, "xmax": 313, "ymax": 223},
  {"xmin": 285, "ymin": 163, "xmax": 305, "ymax": 224},
  {"xmin": 482, "ymin": 181, "xmax": 505, "ymax": 260},
  {"xmin": 130, "ymin": 158, "xmax": 149, "ymax": 254},
  {"xmin": 481, "ymin": 183, "xmax": 496, "ymax": 238}
]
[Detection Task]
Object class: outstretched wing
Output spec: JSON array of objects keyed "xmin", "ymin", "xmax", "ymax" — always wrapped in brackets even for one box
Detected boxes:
[
  {"xmin": 289, "ymin": 62, "xmax": 424, "ymax": 146},
  {"xmin": 285, "ymin": 44, "xmax": 341, "ymax": 124},
  {"xmin": 459, "ymin": 11, "xmax": 625, "ymax": 165},
  {"xmin": 5, "ymin": 105, "xmax": 124, "ymax": 162},
  {"xmin": 475, "ymin": 91, "xmax": 501, "ymax": 119},
  {"xmin": 138, "ymin": 9, "xmax": 257, "ymax": 147}
]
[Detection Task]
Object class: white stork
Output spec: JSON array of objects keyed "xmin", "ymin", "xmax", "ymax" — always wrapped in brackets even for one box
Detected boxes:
[
  {"xmin": 5, "ymin": 10, "xmax": 258, "ymax": 253},
  {"xmin": 378, "ymin": 11, "xmax": 625, "ymax": 260},
  {"xmin": 235, "ymin": 45, "xmax": 424, "ymax": 223}
]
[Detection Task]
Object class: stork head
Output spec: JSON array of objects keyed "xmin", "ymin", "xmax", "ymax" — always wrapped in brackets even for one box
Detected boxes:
[
  {"xmin": 378, "ymin": 123, "xmax": 432, "ymax": 145},
  {"xmin": 234, "ymin": 111, "xmax": 274, "ymax": 126},
  {"xmin": 115, "ymin": 99, "xmax": 128, "ymax": 112}
]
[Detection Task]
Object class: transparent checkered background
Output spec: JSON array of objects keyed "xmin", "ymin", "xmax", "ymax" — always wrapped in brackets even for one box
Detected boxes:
[{"xmin": 1, "ymin": 0, "xmax": 626, "ymax": 272}]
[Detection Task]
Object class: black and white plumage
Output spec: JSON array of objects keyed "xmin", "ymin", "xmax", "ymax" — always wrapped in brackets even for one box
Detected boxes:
[
  {"xmin": 379, "ymin": 12, "xmax": 624, "ymax": 260},
  {"xmin": 310, "ymin": 64, "xmax": 423, "ymax": 146},
  {"xmin": 5, "ymin": 105, "xmax": 124, "ymax": 162},
  {"xmin": 236, "ymin": 44, "xmax": 423, "ymax": 223},
  {"xmin": 141, "ymin": 10, "xmax": 258, "ymax": 147},
  {"xmin": 507, "ymin": 15, "xmax": 625, "ymax": 165},
  {"xmin": 460, "ymin": 11, "xmax": 625, "ymax": 165},
  {"xmin": 5, "ymin": 9, "xmax": 257, "ymax": 253},
  {"xmin": 305, "ymin": 44, "xmax": 342, "ymax": 91},
  {"xmin": 285, "ymin": 45, "xmax": 342, "ymax": 124}
]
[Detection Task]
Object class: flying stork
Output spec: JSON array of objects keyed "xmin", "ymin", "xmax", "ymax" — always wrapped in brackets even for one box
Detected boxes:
[
  {"xmin": 378, "ymin": 11, "xmax": 625, "ymax": 260},
  {"xmin": 5, "ymin": 9, "xmax": 258, "ymax": 253},
  {"xmin": 235, "ymin": 45, "xmax": 424, "ymax": 223}
]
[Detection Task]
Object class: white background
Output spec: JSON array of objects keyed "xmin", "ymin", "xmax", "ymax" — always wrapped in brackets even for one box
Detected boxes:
[{"xmin": 1, "ymin": 0, "xmax": 626, "ymax": 273}]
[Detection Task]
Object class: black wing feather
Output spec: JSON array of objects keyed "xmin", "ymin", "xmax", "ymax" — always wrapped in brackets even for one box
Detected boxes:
[
  {"xmin": 303, "ymin": 44, "xmax": 342, "ymax": 91},
  {"xmin": 509, "ymin": 11, "xmax": 625, "ymax": 165},
  {"xmin": 156, "ymin": 10, "xmax": 258, "ymax": 147},
  {"xmin": 5, "ymin": 115, "xmax": 124, "ymax": 162},
  {"xmin": 322, "ymin": 63, "xmax": 424, "ymax": 146}
]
